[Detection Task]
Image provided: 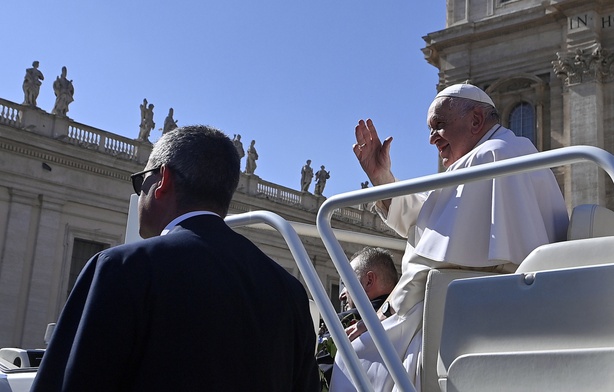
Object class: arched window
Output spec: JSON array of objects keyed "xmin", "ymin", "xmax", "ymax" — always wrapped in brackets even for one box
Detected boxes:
[{"xmin": 509, "ymin": 102, "xmax": 535, "ymax": 144}]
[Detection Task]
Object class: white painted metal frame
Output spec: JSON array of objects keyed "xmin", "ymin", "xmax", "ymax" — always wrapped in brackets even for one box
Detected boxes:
[
  {"xmin": 224, "ymin": 210, "xmax": 376, "ymax": 391},
  {"xmin": 316, "ymin": 146, "xmax": 614, "ymax": 391}
]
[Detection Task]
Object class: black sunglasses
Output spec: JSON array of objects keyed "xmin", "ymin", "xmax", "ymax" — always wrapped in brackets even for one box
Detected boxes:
[{"xmin": 130, "ymin": 166, "xmax": 161, "ymax": 195}]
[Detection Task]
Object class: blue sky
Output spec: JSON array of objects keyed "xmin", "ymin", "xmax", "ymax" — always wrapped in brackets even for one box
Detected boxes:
[{"xmin": 1, "ymin": 1, "xmax": 446, "ymax": 197}]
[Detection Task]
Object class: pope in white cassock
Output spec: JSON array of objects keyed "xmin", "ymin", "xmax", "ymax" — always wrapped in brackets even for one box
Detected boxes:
[{"xmin": 330, "ymin": 84, "xmax": 569, "ymax": 391}]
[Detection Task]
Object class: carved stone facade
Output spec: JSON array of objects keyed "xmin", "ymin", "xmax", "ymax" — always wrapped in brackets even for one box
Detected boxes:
[
  {"xmin": 423, "ymin": 0, "xmax": 614, "ymax": 209},
  {"xmin": 553, "ymin": 43, "xmax": 614, "ymax": 85},
  {"xmin": 0, "ymin": 98, "xmax": 402, "ymax": 348}
]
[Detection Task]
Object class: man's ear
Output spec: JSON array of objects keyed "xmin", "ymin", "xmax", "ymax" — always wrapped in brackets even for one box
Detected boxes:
[
  {"xmin": 154, "ymin": 165, "xmax": 173, "ymax": 199},
  {"xmin": 364, "ymin": 271, "xmax": 376, "ymax": 290},
  {"xmin": 470, "ymin": 107, "xmax": 486, "ymax": 135}
]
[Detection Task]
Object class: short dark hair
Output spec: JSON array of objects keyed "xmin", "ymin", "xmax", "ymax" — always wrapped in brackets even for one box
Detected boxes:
[
  {"xmin": 147, "ymin": 125, "xmax": 240, "ymax": 216},
  {"xmin": 350, "ymin": 247, "xmax": 399, "ymax": 288}
]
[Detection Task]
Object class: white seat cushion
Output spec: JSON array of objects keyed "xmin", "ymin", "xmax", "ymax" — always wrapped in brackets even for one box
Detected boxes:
[{"xmin": 517, "ymin": 236, "xmax": 614, "ymax": 273}]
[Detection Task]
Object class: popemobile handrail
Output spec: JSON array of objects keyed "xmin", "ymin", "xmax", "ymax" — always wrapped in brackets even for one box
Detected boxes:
[
  {"xmin": 223, "ymin": 210, "xmax": 376, "ymax": 391},
  {"xmin": 316, "ymin": 145, "xmax": 614, "ymax": 391}
]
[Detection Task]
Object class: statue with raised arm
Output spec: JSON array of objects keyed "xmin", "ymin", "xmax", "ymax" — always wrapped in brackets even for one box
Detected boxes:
[
  {"xmin": 314, "ymin": 165, "xmax": 330, "ymax": 196},
  {"xmin": 138, "ymin": 99, "xmax": 155, "ymax": 142},
  {"xmin": 245, "ymin": 139, "xmax": 258, "ymax": 174},
  {"xmin": 162, "ymin": 108, "xmax": 178, "ymax": 134},
  {"xmin": 360, "ymin": 181, "xmax": 370, "ymax": 210},
  {"xmin": 233, "ymin": 134, "xmax": 245, "ymax": 161},
  {"xmin": 300, "ymin": 159, "xmax": 314, "ymax": 192},
  {"xmin": 52, "ymin": 66, "xmax": 74, "ymax": 117},
  {"xmin": 23, "ymin": 61, "xmax": 44, "ymax": 106}
]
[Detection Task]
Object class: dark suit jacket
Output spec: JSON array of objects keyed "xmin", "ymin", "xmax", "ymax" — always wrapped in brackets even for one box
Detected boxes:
[{"xmin": 32, "ymin": 215, "xmax": 319, "ymax": 391}]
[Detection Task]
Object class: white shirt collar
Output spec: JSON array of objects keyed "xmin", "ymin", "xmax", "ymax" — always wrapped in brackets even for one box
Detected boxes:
[
  {"xmin": 161, "ymin": 211, "xmax": 220, "ymax": 236},
  {"xmin": 476, "ymin": 123, "xmax": 503, "ymax": 146}
]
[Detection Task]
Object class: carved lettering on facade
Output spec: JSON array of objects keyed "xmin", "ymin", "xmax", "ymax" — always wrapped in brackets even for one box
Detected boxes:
[
  {"xmin": 569, "ymin": 14, "xmax": 613, "ymax": 30},
  {"xmin": 569, "ymin": 14, "xmax": 589, "ymax": 30},
  {"xmin": 552, "ymin": 44, "xmax": 614, "ymax": 86}
]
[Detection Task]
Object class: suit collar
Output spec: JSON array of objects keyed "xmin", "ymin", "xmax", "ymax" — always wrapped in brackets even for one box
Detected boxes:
[{"xmin": 161, "ymin": 211, "xmax": 220, "ymax": 235}]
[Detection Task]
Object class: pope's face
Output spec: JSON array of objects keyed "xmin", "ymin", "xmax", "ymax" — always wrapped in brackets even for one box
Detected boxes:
[{"xmin": 427, "ymin": 98, "xmax": 476, "ymax": 168}]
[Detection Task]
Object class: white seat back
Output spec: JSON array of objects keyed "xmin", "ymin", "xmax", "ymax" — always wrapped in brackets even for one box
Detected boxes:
[
  {"xmin": 516, "ymin": 204, "xmax": 614, "ymax": 273},
  {"xmin": 438, "ymin": 263, "xmax": 614, "ymax": 391},
  {"xmin": 446, "ymin": 348, "xmax": 614, "ymax": 392},
  {"xmin": 568, "ymin": 203, "xmax": 614, "ymax": 240}
]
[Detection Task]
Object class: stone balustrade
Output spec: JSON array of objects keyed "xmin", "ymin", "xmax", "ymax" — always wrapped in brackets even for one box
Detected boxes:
[
  {"xmin": 237, "ymin": 173, "xmax": 393, "ymax": 233},
  {"xmin": 2, "ymin": 97, "xmax": 390, "ymax": 233},
  {"xmin": 0, "ymin": 97, "xmax": 151, "ymax": 164},
  {"xmin": 0, "ymin": 98, "xmax": 22, "ymax": 128},
  {"xmin": 66, "ymin": 121, "xmax": 142, "ymax": 162}
]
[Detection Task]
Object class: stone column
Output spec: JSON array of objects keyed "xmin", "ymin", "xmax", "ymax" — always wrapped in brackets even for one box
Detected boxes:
[
  {"xmin": 552, "ymin": 8, "xmax": 614, "ymax": 207},
  {"xmin": 569, "ymin": 81, "xmax": 605, "ymax": 206},
  {"xmin": 0, "ymin": 189, "xmax": 39, "ymax": 347},
  {"xmin": 552, "ymin": 42, "xmax": 613, "ymax": 206},
  {"xmin": 21, "ymin": 196, "xmax": 65, "ymax": 347},
  {"xmin": 534, "ymin": 82, "xmax": 546, "ymax": 151}
]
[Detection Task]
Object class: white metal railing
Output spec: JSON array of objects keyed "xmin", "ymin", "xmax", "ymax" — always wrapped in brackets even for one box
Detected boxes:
[
  {"xmin": 223, "ymin": 211, "xmax": 377, "ymax": 391},
  {"xmin": 316, "ymin": 146, "xmax": 614, "ymax": 391}
]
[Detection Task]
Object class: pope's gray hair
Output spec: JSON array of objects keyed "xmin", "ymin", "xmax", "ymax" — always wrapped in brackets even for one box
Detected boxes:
[{"xmin": 447, "ymin": 97, "xmax": 500, "ymax": 122}]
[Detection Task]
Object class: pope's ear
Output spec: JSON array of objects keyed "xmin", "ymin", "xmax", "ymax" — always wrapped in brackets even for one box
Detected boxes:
[{"xmin": 470, "ymin": 107, "xmax": 486, "ymax": 135}]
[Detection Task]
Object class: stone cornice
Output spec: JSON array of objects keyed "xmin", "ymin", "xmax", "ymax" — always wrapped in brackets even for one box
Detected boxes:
[
  {"xmin": 552, "ymin": 43, "xmax": 614, "ymax": 85},
  {"xmin": 0, "ymin": 138, "xmax": 132, "ymax": 182},
  {"xmin": 423, "ymin": 6, "xmax": 561, "ymax": 52}
]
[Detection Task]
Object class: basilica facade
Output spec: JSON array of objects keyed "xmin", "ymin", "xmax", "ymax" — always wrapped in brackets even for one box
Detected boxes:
[{"xmin": 423, "ymin": 0, "xmax": 614, "ymax": 208}]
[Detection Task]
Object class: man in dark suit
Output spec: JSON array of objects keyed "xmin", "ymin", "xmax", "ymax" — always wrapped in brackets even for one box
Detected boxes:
[{"xmin": 32, "ymin": 125, "xmax": 319, "ymax": 391}]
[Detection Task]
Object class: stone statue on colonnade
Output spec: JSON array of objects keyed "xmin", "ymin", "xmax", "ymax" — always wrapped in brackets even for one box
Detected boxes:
[
  {"xmin": 138, "ymin": 98, "xmax": 155, "ymax": 142},
  {"xmin": 52, "ymin": 66, "xmax": 74, "ymax": 117},
  {"xmin": 23, "ymin": 61, "xmax": 44, "ymax": 107}
]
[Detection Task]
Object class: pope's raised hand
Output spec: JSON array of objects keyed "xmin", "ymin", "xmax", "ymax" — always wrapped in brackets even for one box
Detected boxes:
[{"xmin": 352, "ymin": 119, "xmax": 395, "ymax": 186}]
